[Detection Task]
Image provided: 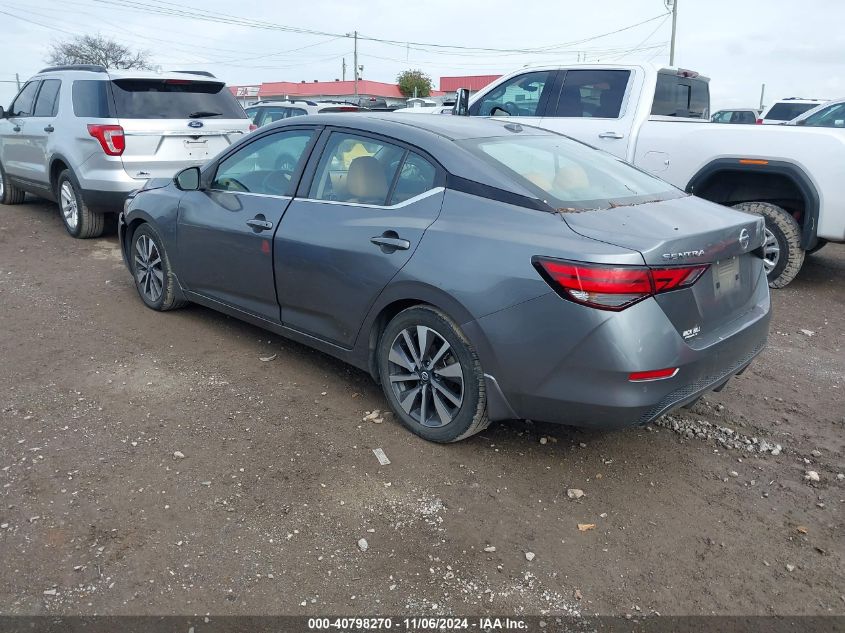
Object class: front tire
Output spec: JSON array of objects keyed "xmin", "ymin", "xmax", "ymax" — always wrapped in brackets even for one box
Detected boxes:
[
  {"xmin": 57, "ymin": 169, "xmax": 104, "ymax": 238},
  {"xmin": 0, "ymin": 161, "xmax": 26, "ymax": 205},
  {"xmin": 130, "ymin": 223, "xmax": 187, "ymax": 311},
  {"xmin": 733, "ymin": 201, "xmax": 804, "ymax": 288},
  {"xmin": 377, "ymin": 306, "xmax": 488, "ymax": 443}
]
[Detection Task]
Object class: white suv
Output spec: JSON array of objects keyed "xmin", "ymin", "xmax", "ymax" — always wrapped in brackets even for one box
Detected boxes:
[
  {"xmin": 245, "ymin": 100, "xmax": 361, "ymax": 127},
  {"xmin": 0, "ymin": 64, "xmax": 251, "ymax": 238},
  {"xmin": 758, "ymin": 98, "xmax": 827, "ymax": 124}
]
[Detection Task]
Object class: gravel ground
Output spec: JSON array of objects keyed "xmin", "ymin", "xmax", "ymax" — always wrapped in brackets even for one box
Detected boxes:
[{"xmin": 0, "ymin": 199, "xmax": 843, "ymax": 616}]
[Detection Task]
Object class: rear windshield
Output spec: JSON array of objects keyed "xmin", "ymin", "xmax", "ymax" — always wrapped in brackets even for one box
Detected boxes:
[
  {"xmin": 460, "ymin": 135, "xmax": 683, "ymax": 211},
  {"xmin": 765, "ymin": 102, "xmax": 819, "ymax": 121},
  {"xmin": 109, "ymin": 79, "xmax": 247, "ymax": 120},
  {"xmin": 651, "ymin": 73, "xmax": 709, "ymax": 118}
]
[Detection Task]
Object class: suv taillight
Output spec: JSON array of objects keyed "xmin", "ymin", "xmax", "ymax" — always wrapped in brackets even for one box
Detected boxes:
[
  {"xmin": 755, "ymin": 119, "xmax": 763, "ymax": 124},
  {"xmin": 87, "ymin": 124, "xmax": 125, "ymax": 156},
  {"xmin": 534, "ymin": 258, "xmax": 709, "ymax": 311}
]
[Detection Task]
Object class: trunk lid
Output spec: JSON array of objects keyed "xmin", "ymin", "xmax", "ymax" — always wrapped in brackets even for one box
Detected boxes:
[
  {"xmin": 563, "ymin": 196, "xmax": 767, "ymax": 345},
  {"xmin": 109, "ymin": 77, "xmax": 250, "ymax": 179}
]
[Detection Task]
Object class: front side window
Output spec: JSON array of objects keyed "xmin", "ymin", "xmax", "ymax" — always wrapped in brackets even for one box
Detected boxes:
[
  {"xmin": 211, "ymin": 130, "xmax": 314, "ymax": 196},
  {"xmin": 9, "ymin": 81, "xmax": 40, "ymax": 117},
  {"xmin": 801, "ymin": 103, "xmax": 845, "ymax": 127},
  {"xmin": 651, "ymin": 73, "xmax": 709, "ymax": 118},
  {"xmin": 712, "ymin": 111, "xmax": 730, "ymax": 123},
  {"xmin": 109, "ymin": 79, "xmax": 247, "ymax": 119},
  {"xmin": 33, "ymin": 79, "xmax": 61, "ymax": 117},
  {"xmin": 470, "ymin": 71, "xmax": 552, "ymax": 117},
  {"xmin": 551, "ymin": 70, "xmax": 630, "ymax": 118},
  {"xmin": 309, "ymin": 133, "xmax": 405, "ymax": 205},
  {"xmin": 461, "ymin": 134, "xmax": 682, "ymax": 211}
]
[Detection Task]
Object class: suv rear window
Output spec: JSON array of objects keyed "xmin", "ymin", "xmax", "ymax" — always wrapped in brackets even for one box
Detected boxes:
[
  {"xmin": 651, "ymin": 73, "xmax": 709, "ymax": 118},
  {"xmin": 109, "ymin": 79, "xmax": 246, "ymax": 120},
  {"xmin": 765, "ymin": 102, "xmax": 818, "ymax": 121}
]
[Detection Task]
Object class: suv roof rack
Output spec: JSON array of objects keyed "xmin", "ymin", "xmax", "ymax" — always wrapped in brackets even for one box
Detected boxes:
[
  {"xmin": 38, "ymin": 64, "xmax": 107, "ymax": 74},
  {"xmin": 253, "ymin": 99, "xmax": 318, "ymax": 106},
  {"xmin": 172, "ymin": 70, "xmax": 217, "ymax": 78}
]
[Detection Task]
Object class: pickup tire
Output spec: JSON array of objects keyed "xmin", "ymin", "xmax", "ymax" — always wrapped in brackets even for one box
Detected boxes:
[
  {"xmin": 733, "ymin": 201, "xmax": 804, "ymax": 288},
  {"xmin": 0, "ymin": 161, "xmax": 26, "ymax": 205}
]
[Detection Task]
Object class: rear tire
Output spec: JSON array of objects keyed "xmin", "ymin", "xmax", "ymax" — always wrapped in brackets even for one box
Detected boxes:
[
  {"xmin": 377, "ymin": 306, "xmax": 489, "ymax": 443},
  {"xmin": 733, "ymin": 201, "xmax": 804, "ymax": 288},
  {"xmin": 130, "ymin": 223, "xmax": 188, "ymax": 312},
  {"xmin": 0, "ymin": 161, "xmax": 26, "ymax": 205},
  {"xmin": 56, "ymin": 169, "xmax": 105, "ymax": 239}
]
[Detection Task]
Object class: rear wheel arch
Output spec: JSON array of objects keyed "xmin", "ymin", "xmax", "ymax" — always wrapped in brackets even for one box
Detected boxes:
[
  {"xmin": 49, "ymin": 156, "xmax": 71, "ymax": 198},
  {"xmin": 686, "ymin": 159, "xmax": 820, "ymax": 250}
]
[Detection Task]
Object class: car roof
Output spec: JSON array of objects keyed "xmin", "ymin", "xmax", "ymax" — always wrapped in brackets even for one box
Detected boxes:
[
  {"xmin": 258, "ymin": 113, "xmax": 557, "ymax": 200},
  {"xmin": 32, "ymin": 67, "xmax": 222, "ymax": 83}
]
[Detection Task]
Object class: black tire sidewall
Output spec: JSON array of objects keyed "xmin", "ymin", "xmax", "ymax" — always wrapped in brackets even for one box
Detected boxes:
[
  {"xmin": 130, "ymin": 224, "xmax": 168, "ymax": 311},
  {"xmin": 377, "ymin": 307, "xmax": 484, "ymax": 443},
  {"xmin": 56, "ymin": 170, "xmax": 83, "ymax": 237},
  {"xmin": 761, "ymin": 214, "xmax": 790, "ymax": 282}
]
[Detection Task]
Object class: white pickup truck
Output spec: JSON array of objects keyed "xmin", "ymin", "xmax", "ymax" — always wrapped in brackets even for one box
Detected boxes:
[{"xmin": 456, "ymin": 63, "xmax": 845, "ymax": 287}]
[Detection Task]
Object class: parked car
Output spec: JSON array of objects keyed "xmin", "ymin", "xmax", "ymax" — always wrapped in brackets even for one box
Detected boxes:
[
  {"xmin": 787, "ymin": 97, "xmax": 845, "ymax": 128},
  {"xmin": 118, "ymin": 114, "xmax": 771, "ymax": 443},
  {"xmin": 0, "ymin": 65, "xmax": 250, "ymax": 238},
  {"xmin": 711, "ymin": 108, "xmax": 759, "ymax": 124},
  {"xmin": 245, "ymin": 100, "xmax": 361, "ymax": 127},
  {"xmin": 757, "ymin": 97, "xmax": 827, "ymax": 125},
  {"xmin": 457, "ymin": 64, "xmax": 845, "ymax": 287}
]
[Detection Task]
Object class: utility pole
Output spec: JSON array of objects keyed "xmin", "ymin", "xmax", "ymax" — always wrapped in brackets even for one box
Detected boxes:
[
  {"xmin": 15, "ymin": 73, "xmax": 20, "ymax": 90},
  {"xmin": 759, "ymin": 83, "xmax": 766, "ymax": 111},
  {"xmin": 668, "ymin": 0, "xmax": 678, "ymax": 66},
  {"xmin": 342, "ymin": 58, "xmax": 346, "ymax": 82},
  {"xmin": 353, "ymin": 30, "xmax": 359, "ymax": 98}
]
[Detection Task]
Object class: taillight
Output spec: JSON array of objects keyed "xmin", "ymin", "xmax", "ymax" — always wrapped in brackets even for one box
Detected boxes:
[
  {"xmin": 534, "ymin": 258, "xmax": 708, "ymax": 311},
  {"xmin": 629, "ymin": 368, "xmax": 679, "ymax": 382},
  {"xmin": 755, "ymin": 119, "xmax": 763, "ymax": 124},
  {"xmin": 87, "ymin": 124, "xmax": 125, "ymax": 156},
  {"xmin": 248, "ymin": 123, "xmax": 258, "ymax": 132}
]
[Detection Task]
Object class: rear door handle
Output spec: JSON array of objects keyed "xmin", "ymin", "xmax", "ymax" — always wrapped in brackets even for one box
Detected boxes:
[
  {"xmin": 44, "ymin": 125, "xmax": 54, "ymax": 133},
  {"xmin": 598, "ymin": 131, "xmax": 624, "ymax": 139},
  {"xmin": 246, "ymin": 216, "xmax": 273, "ymax": 231},
  {"xmin": 12, "ymin": 125, "xmax": 20, "ymax": 132},
  {"xmin": 370, "ymin": 234, "xmax": 410, "ymax": 251}
]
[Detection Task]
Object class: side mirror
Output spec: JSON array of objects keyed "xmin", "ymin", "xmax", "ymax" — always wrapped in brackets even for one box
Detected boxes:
[
  {"xmin": 453, "ymin": 88, "xmax": 470, "ymax": 116},
  {"xmin": 174, "ymin": 166, "xmax": 201, "ymax": 191}
]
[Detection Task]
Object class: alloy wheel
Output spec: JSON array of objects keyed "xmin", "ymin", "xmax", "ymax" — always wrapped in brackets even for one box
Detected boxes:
[
  {"xmin": 0, "ymin": 168, "xmax": 5, "ymax": 199},
  {"xmin": 387, "ymin": 325, "xmax": 464, "ymax": 427},
  {"xmin": 762, "ymin": 227, "xmax": 780, "ymax": 274},
  {"xmin": 134, "ymin": 234, "xmax": 164, "ymax": 303},
  {"xmin": 60, "ymin": 181, "xmax": 79, "ymax": 230}
]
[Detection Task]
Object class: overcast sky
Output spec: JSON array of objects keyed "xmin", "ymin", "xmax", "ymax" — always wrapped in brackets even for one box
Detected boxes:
[{"xmin": 1, "ymin": 0, "xmax": 843, "ymax": 111}]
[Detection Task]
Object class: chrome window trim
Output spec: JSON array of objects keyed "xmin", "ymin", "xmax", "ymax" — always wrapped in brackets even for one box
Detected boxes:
[
  {"xmin": 297, "ymin": 186, "xmax": 445, "ymax": 210},
  {"xmin": 206, "ymin": 189, "xmax": 294, "ymax": 200}
]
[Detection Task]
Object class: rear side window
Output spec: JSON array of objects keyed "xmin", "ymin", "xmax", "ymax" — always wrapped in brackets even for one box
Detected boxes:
[
  {"xmin": 390, "ymin": 152, "xmax": 437, "ymax": 205},
  {"xmin": 550, "ymin": 70, "xmax": 630, "ymax": 118},
  {"xmin": 765, "ymin": 102, "xmax": 818, "ymax": 122},
  {"xmin": 33, "ymin": 79, "xmax": 61, "ymax": 117},
  {"xmin": 651, "ymin": 73, "xmax": 709, "ymax": 118},
  {"xmin": 9, "ymin": 81, "xmax": 40, "ymax": 117},
  {"xmin": 288, "ymin": 107, "xmax": 307, "ymax": 117},
  {"xmin": 72, "ymin": 80, "xmax": 113, "ymax": 118},
  {"xmin": 736, "ymin": 111, "xmax": 756, "ymax": 124},
  {"xmin": 109, "ymin": 79, "xmax": 247, "ymax": 120}
]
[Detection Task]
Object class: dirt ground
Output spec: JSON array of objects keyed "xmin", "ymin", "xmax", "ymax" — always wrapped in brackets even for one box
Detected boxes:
[{"xmin": 0, "ymin": 198, "xmax": 842, "ymax": 618}]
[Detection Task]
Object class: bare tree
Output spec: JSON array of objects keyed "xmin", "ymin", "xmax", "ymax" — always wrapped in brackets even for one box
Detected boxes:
[{"xmin": 46, "ymin": 35, "xmax": 152, "ymax": 70}]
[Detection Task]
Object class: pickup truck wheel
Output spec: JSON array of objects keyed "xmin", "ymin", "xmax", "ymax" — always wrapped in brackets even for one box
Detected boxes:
[
  {"xmin": 0, "ymin": 161, "xmax": 26, "ymax": 205},
  {"xmin": 56, "ymin": 169, "xmax": 105, "ymax": 239},
  {"xmin": 733, "ymin": 201, "xmax": 804, "ymax": 289}
]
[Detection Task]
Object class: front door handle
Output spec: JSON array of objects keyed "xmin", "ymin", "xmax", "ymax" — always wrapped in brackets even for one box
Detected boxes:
[
  {"xmin": 598, "ymin": 131, "xmax": 624, "ymax": 139},
  {"xmin": 371, "ymin": 232, "xmax": 410, "ymax": 252},
  {"xmin": 44, "ymin": 125, "xmax": 54, "ymax": 133},
  {"xmin": 246, "ymin": 215, "xmax": 273, "ymax": 232},
  {"xmin": 12, "ymin": 125, "xmax": 20, "ymax": 133}
]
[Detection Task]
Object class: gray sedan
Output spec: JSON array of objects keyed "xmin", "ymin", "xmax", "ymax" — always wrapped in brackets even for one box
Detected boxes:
[{"xmin": 119, "ymin": 114, "xmax": 771, "ymax": 443}]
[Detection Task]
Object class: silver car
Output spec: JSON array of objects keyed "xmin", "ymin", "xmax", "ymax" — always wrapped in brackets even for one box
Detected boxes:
[
  {"xmin": 119, "ymin": 114, "xmax": 771, "ymax": 443},
  {"xmin": 0, "ymin": 64, "xmax": 251, "ymax": 238}
]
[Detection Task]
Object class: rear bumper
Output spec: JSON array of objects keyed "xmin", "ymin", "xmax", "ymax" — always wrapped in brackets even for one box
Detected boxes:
[{"xmin": 464, "ymin": 276, "xmax": 771, "ymax": 430}]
